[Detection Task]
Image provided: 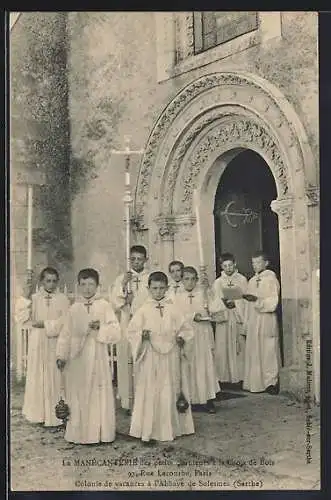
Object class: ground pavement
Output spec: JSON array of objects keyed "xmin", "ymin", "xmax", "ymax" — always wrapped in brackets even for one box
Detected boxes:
[{"xmin": 10, "ymin": 382, "xmax": 320, "ymax": 492}]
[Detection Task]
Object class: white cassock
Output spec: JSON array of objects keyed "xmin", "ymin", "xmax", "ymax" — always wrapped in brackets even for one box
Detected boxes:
[
  {"xmin": 243, "ymin": 270, "xmax": 281, "ymax": 392},
  {"xmin": 111, "ymin": 268, "xmax": 150, "ymax": 410},
  {"xmin": 127, "ymin": 297, "xmax": 195, "ymax": 442},
  {"xmin": 166, "ymin": 279, "xmax": 185, "ymax": 301},
  {"xmin": 210, "ymin": 271, "xmax": 248, "ymax": 383},
  {"xmin": 14, "ymin": 289, "xmax": 70, "ymax": 426},
  {"xmin": 174, "ymin": 288, "xmax": 219, "ymax": 404},
  {"xmin": 56, "ymin": 295, "xmax": 121, "ymax": 444}
]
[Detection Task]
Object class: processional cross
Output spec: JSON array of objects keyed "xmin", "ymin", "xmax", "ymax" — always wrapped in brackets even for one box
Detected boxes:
[{"xmin": 111, "ymin": 136, "xmax": 144, "ymax": 295}]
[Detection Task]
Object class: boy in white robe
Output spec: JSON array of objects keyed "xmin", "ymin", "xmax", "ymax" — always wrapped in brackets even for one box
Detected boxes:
[
  {"xmin": 242, "ymin": 252, "xmax": 281, "ymax": 394},
  {"xmin": 127, "ymin": 271, "xmax": 195, "ymax": 443},
  {"xmin": 56, "ymin": 268, "xmax": 121, "ymax": 444},
  {"xmin": 14, "ymin": 267, "xmax": 69, "ymax": 427},
  {"xmin": 167, "ymin": 260, "xmax": 185, "ymax": 300},
  {"xmin": 210, "ymin": 253, "xmax": 248, "ymax": 386},
  {"xmin": 111, "ymin": 245, "xmax": 150, "ymax": 414},
  {"xmin": 174, "ymin": 266, "xmax": 219, "ymax": 413}
]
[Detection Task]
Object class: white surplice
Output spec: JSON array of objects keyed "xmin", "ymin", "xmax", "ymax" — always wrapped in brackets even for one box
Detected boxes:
[
  {"xmin": 166, "ymin": 279, "xmax": 185, "ymax": 301},
  {"xmin": 14, "ymin": 289, "xmax": 70, "ymax": 426},
  {"xmin": 56, "ymin": 295, "xmax": 121, "ymax": 444},
  {"xmin": 173, "ymin": 288, "xmax": 219, "ymax": 404},
  {"xmin": 210, "ymin": 271, "xmax": 248, "ymax": 383},
  {"xmin": 127, "ymin": 297, "xmax": 195, "ymax": 442},
  {"xmin": 243, "ymin": 270, "xmax": 281, "ymax": 392},
  {"xmin": 111, "ymin": 268, "xmax": 150, "ymax": 410}
]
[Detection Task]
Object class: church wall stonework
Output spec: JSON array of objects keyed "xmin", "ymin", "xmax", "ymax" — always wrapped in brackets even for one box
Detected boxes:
[
  {"xmin": 67, "ymin": 12, "xmax": 318, "ymax": 290},
  {"xmin": 10, "ymin": 12, "xmax": 72, "ymax": 289},
  {"xmin": 65, "ymin": 12, "xmax": 319, "ymax": 400}
]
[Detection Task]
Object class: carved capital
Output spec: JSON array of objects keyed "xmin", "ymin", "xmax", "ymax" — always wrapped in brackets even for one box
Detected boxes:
[
  {"xmin": 306, "ymin": 185, "xmax": 319, "ymax": 207},
  {"xmin": 271, "ymin": 196, "xmax": 294, "ymax": 229},
  {"xmin": 155, "ymin": 216, "xmax": 176, "ymax": 241},
  {"xmin": 172, "ymin": 214, "xmax": 195, "ymax": 242},
  {"xmin": 131, "ymin": 214, "xmax": 148, "ymax": 233}
]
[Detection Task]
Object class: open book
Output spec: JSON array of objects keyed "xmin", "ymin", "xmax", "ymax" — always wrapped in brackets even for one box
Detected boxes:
[{"xmin": 222, "ymin": 285, "xmax": 244, "ymax": 301}]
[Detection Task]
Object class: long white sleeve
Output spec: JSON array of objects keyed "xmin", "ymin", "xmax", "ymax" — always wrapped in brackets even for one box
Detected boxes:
[{"xmin": 96, "ymin": 303, "xmax": 121, "ymax": 344}]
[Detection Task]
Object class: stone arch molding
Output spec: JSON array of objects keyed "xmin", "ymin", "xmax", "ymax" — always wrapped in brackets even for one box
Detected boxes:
[{"xmin": 135, "ymin": 71, "xmax": 317, "ymax": 231}]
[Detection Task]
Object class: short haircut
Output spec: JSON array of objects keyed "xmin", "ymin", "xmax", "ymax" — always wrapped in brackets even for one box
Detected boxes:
[
  {"xmin": 220, "ymin": 252, "xmax": 235, "ymax": 264},
  {"xmin": 168, "ymin": 260, "xmax": 184, "ymax": 272},
  {"xmin": 77, "ymin": 268, "xmax": 100, "ymax": 285},
  {"xmin": 252, "ymin": 250, "xmax": 269, "ymax": 261},
  {"xmin": 40, "ymin": 267, "xmax": 59, "ymax": 281},
  {"xmin": 182, "ymin": 266, "xmax": 198, "ymax": 279},
  {"xmin": 148, "ymin": 271, "xmax": 168, "ymax": 287},
  {"xmin": 130, "ymin": 245, "xmax": 147, "ymax": 258}
]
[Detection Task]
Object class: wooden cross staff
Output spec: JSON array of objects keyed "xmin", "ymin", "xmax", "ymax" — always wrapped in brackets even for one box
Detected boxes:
[{"xmin": 111, "ymin": 136, "xmax": 144, "ymax": 294}]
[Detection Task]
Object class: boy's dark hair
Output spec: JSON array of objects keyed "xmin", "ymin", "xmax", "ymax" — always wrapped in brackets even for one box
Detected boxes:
[
  {"xmin": 220, "ymin": 252, "xmax": 235, "ymax": 264},
  {"xmin": 77, "ymin": 268, "xmax": 100, "ymax": 286},
  {"xmin": 252, "ymin": 250, "xmax": 269, "ymax": 262},
  {"xmin": 39, "ymin": 267, "xmax": 59, "ymax": 281},
  {"xmin": 130, "ymin": 245, "xmax": 147, "ymax": 258},
  {"xmin": 182, "ymin": 266, "xmax": 198, "ymax": 279},
  {"xmin": 148, "ymin": 271, "xmax": 168, "ymax": 287},
  {"xmin": 168, "ymin": 260, "xmax": 184, "ymax": 273}
]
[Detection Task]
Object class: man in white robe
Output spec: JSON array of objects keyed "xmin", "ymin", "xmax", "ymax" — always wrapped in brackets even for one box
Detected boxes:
[
  {"xmin": 111, "ymin": 245, "xmax": 150, "ymax": 413},
  {"xmin": 167, "ymin": 260, "xmax": 185, "ymax": 300},
  {"xmin": 210, "ymin": 253, "xmax": 248, "ymax": 386},
  {"xmin": 243, "ymin": 252, "xmax": 281, "ymax": 394},
  {"xmin": 14, "ymin": 267, "xmax": 69, "ymax": 427},
  {"xmin": 173, "ymin": 266, "xmax": 219, "ymax": 413},
  {"xmin": 56, "ymin": 268, "xmax": 121, "ymax": 444},
  {"xmin": 127, "ymin": 271, "xmax": 195, "ymax": 443}
]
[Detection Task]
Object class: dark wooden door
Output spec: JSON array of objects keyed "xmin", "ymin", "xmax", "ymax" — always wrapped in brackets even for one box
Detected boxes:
[{"xmin": 214, "ymin": 191, "xmax": 262, "ymax": 278}]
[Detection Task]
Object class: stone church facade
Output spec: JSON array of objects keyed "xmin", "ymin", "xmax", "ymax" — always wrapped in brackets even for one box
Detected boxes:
[{"xmin": 10, "ymin": 12, "xmax": 319, "ymax": 400}]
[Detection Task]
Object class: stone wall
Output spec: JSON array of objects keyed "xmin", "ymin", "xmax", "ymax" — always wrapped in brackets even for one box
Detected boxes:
[
  {"xmin": 10, "ymin": 12, "xmax": 72, "ymax": 291},
  {"xmin": 67, "ymin": 12, "xmax": 318, "ymax": 288}
]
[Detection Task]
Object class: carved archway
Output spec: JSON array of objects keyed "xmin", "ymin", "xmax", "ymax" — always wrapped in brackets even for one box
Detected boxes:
[{"xmin": 135, "ymin": 71, "xmax": 319, "ymax": 398}]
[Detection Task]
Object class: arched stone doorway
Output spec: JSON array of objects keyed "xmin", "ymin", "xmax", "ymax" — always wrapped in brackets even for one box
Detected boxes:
[
  {"xmin": 134, "ymin": 71, "xmax": 319, "ymax": 399},
  {"xmin": 213, "ymin": 148, "xmax": 283, "ymax": 366}
]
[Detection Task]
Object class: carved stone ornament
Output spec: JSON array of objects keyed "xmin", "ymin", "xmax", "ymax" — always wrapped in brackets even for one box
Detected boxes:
[
  {"xmin": 136, "ymin": 72, "xmax": 299, "ymax": 217},
  {"xmin": 270, "ymin": 196, "xmax": 294, "ymax": 229},
  {"xmin": 306, "ymin": 184, "xmax": 319, "ymax": 206},
  {"xmin": 155, "ymin": 216, "xmax": 176, "ymax": 241},
  {"xmin": 179, "ymin": 118, "xmax": 289, "ymax": 214}
]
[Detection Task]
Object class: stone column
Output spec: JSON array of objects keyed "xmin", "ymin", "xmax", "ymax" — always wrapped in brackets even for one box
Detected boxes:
[{"xmin": 271, "ymin": 196, "xmax": 298, "ymax": 388}]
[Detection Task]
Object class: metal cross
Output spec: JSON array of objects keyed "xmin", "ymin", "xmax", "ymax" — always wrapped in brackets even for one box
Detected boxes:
[
  {"xmin": 45, "ymin": 293, "xmax": 52, "ymax": 308},
  {"xmin": 132, "ymin": 276, "xmax": 141, "ymax": 291},
  {"xmin": 227, "ymin": 281, "xmax": 234, "ymax": 287},
  {"xmin": 256, "ymin": 275, "xmax": 262, "ymax": 288},
  {"xmin": 188, "ymin": 293, "xmax": 195, "ymax": 304},
  {"xmin": 111, "ymin": 136, "xmax": 144, "ymax": 169},
  {"xmin": 156, "ymin": 302, "xmax": 164, "ymax": 317},
  {"xmin": 173, "ymin": 283, "xmax": 181, "ymax": 294},
  {"xmin": 84, "ymin": 301, "xmax": 93, "ymax": 313}
]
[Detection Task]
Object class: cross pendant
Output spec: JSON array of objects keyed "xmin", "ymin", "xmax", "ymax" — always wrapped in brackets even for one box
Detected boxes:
[
  {"xmin": 133, "ymin": 277, "xmax": 140, "ymax": 291},
  {"xmin": 227, "ymin": 281, "xmax": 234, "ymax": 287},
  {"xmin": 45, "ymin": 293, "xmax": 52, "ymax": 308},
  {"xmin": 188, "ymin": 293, "xmax": 195, "ymax": 305},
  {"xmin": 156, "ymin": 302, "xmax": 164, "ymax": 317},
  {"xmin": 174, "ymin": 284, "xmax": 180, "ymax": 294},
  {"xmin": 85, "ymin": 302, "xmax": 92, "ymax": 313},
  {"xmin": 256, "ymin": 276, "xmax": 262, "ymax": 288}
]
